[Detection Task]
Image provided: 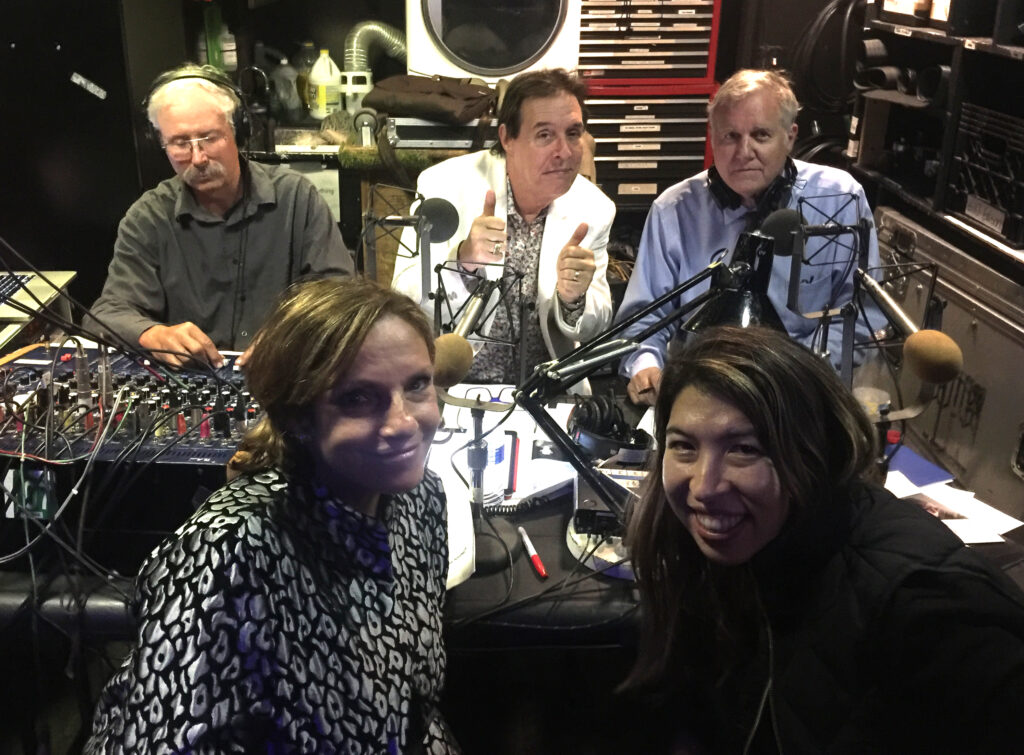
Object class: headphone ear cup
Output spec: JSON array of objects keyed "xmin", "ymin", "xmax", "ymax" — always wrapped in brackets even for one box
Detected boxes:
[
  {"xmin": 569, "ymin": 395, "xmax": 626, "ymax": 438},
  {"xmin": 567, "ymin": 400, "xmax": 587, "ymax": 435},
  {"xmin": 572, "ymin": 398, "xmax": 591, "ymax": 433},
  {"xmin": 594, "ymin": 396, "xmax": 614, "ymax": 436},
  {"xmin": 608, "ymin": 402, "xmax": 627, "ymax": 440},
  {"xmin": 232, "ymin": 102, "xmax": 251, "ymax": 147}
]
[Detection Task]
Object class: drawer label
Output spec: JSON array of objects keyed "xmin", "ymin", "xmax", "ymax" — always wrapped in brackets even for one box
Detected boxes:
[
  {"xmin": 965, "ymin": 196, "xmax": 1005, "ymax": 234},
  {"xmin": 619, "ymin": 183, "xmax": 659, "ymax": 194}
]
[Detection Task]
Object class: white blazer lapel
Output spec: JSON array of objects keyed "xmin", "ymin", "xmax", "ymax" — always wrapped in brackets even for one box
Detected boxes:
[{"xmin": 539, "ymin": 193, "xmax": 575, "ymax": 300}]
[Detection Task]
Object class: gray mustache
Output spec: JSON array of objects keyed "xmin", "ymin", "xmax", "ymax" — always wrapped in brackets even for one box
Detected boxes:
[{"xmin": 182, "ymin": 160, "xmax": 226, "ymax": 183}]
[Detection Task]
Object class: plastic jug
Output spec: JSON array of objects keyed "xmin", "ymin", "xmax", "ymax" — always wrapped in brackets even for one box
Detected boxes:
[
  {"xmin": 294, "ymin": 41, "xmax": 318, "ymax": 111},
  {"xmin": 270, "ymin": 59, "xmax": 303, "ymax": 123},
  {"xmin": 308, "ymin": 49, "xmax": 342, "ymax": 120}
]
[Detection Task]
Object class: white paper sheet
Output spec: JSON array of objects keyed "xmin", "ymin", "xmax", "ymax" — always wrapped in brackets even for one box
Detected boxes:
[
  {"xmin": 434, "ymin": 385, "xmax": 579, "ymax": 587},
  {"xmin": 886, "ymin": 472, "xmax": 1023, "ymax": 544}
]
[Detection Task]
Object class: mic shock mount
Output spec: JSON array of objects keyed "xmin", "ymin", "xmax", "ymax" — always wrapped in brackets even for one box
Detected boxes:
[{"xmin": 433, "ymin": 263, "xmax": 532, "ymax": 385}]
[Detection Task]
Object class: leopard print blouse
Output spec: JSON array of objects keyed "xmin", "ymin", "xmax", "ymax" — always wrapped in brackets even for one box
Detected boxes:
[{"xmin": 85, "ymin": 467, "xmax": 457, "ymax": 754}]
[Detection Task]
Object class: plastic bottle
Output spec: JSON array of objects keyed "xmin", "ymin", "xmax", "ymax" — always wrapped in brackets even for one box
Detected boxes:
[
  {"xmin": 482, "ymin": 436, "xmax": 512, "ymax": 507},
  {"xmin": 308, "ymin": 49, "xmax": 342, "ymax": 120},
  {"xmin": 294, "ymin": 41, "xmax": 318, "ymax": 111},
  {"xmin": 342, "ymin": 70, "xmax": 373, "ymax": 116},
  {"xmin": 269, "ymin": 58, "xmax": 303, "ymax": 123},
  {"xmin": 197, "ymin": 27, "xmax": 238, "ymax": 72},
  {"xmin": 198, "ymin": 2, "xmax": 237, "ymax": 72}
]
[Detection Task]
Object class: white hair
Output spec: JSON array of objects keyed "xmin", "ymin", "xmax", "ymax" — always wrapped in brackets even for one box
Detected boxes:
[
  {"xmin": 146, "ymin": 68, "xmax": 240, "ymax": 137},
  {"xmin": 708, "ymin": 69, "xmax": 800, "ymax": 131}
]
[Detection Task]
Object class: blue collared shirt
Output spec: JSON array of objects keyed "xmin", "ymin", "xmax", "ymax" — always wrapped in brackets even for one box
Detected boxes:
[{"xmin": 616, "ymin": 159, "xmax": 886, "ymax": 376}]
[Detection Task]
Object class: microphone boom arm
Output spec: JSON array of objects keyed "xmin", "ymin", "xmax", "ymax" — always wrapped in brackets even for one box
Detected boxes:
[
  {"xmin": 518, "ymin": 262, "xmax": 722, "ymax": 397},
  {"xmin": 513, "ymin": 261, "xmax": 727, "ymax": 529},
  {"xmin": 516, "ymin": 390, "xmax": 633, "ymax": 523}
]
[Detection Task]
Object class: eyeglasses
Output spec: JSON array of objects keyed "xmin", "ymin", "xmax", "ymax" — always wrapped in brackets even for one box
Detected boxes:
[{"xmin": 162, "ymin": 132, "xmax": 226, "ymax": 160}]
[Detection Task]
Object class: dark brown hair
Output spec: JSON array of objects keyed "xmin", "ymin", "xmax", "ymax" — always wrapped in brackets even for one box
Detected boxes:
[
  {"xmin": 491, "ymin": 68, "xmax": 588, "ymax": 156},
  {"xmin": 623, "ymin": 326, "xmax": 877, "ymax": 691},
  {"xmin": 231, "ymin": 277, "xmax": 434, "ymax": 474}
]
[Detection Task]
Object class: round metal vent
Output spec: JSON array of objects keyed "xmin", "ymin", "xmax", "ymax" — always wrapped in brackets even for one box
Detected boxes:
[{"xmin": 419, "ymin": 0, "xmax": 569, "ymax": 77}]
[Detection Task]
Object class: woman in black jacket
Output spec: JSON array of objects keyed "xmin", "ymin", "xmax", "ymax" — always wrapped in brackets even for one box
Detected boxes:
[{"xmin": 623, "ymin": 325, "xmax": 1024, "ymax": 753}]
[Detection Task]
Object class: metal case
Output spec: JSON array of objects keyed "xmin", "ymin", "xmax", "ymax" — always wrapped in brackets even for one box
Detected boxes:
[
  {"xmin": 385, "ymin": 117, "xmax": 498, "ymax": 149},
  {"xmin": 579, "ymin": 0, "xmax": 717, "ymax": 80},
  {"xmin": 856, "ymin": 207, "xmax": 1024, "ymax": 518}
]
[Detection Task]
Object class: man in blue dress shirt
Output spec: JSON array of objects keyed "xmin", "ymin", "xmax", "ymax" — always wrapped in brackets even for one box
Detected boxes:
[{"xmin": 616, "ymin": 69, "xmax": 884, "ymax": 405}]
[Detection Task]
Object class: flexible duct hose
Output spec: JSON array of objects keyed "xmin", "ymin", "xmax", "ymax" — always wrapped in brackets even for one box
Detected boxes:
[{"xmin": 345, "ymin": 21, "xmax": 407, "ymax": 72}]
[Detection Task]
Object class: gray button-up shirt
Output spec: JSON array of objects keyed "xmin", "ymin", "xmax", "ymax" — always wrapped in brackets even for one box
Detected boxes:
[{"xmin": 88, "ymin": 159, "xmax": 354, "ymax": 351}]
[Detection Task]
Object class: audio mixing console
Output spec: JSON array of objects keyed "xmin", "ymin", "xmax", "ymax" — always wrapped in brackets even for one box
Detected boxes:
[{"xmin": 1, "ymin": 344, "xmax": 254, "ymax": 466}]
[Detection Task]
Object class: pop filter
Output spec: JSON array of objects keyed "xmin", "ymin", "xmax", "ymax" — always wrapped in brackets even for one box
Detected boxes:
[
  {"xmin": 759, "ymin": 208, "xmax": 802, "ymax": 257},
  {"xmin": 416, "ymin": 197, "xmax": 459, "ymax": 243},
  {"xmin": 903, "ymin": 329, "xmax": 963, "ymax": 385},
  {"xmin": 434, "ymin": 333, "xmax": 475, "ymax": 389}
]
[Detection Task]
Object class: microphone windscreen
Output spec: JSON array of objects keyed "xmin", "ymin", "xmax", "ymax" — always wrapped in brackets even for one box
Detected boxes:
[
  {"xmin": 417, "ymin": 197, "xmax": 460, "ymax": 243},
  {"xmin": 759, "ymin": 208, "xmax": 802, "ymax": 257},
  {"xmin": 433, "ymin": 333, "xmax": 475, "ymax": 389},
  {"xmin": 904, "ymin": 329, "xmax": 963, "ymax": 384}
]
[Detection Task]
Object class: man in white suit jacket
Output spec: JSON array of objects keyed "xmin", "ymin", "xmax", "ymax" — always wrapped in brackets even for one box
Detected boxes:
[{"xmin": 392, "ymin": 69, "xmax": 616, "ymax": 388}]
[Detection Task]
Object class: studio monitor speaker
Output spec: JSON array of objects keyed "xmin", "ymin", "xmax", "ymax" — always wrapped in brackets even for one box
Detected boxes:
[
  {"xmin": 945, "ymin": 0, "xmax": 998, "ymax": 36},
  {"xmin": 994, "ymin": 0, "xmax": 1024, "ymax": 44}
]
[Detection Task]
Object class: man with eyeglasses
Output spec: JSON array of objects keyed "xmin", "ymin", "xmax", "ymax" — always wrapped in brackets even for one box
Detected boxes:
[{"xmin": 88, "ymin": 63, "xmax": 354, "ymax": 369}]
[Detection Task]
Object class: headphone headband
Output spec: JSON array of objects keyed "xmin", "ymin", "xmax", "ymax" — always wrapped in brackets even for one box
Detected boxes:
[{"xmin": 143, "ymin": 65, "xmax": 243, "ymax": 106}]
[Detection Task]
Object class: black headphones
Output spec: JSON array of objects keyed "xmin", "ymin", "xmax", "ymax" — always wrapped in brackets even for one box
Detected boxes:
[
  {"xmin": 568, "ymin": 395, "xmax": 624, "ymax": 439},
  {"xmin": 142, "ymin": 65, "xmax": 251, "ymax": 147},
  {"xmin": 567, "ymin": 394, "xmax": 652, "ymax": 462}
]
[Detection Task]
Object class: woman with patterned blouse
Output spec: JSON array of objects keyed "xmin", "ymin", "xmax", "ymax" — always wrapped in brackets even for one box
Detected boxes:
[{"xmin": 86, "ymin": 277, "xmax": 460, "ymax": 754}]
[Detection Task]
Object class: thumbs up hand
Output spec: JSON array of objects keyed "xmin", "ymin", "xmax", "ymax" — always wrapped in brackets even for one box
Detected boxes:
[
  {"xmin": 556, "ymin": 222, "xmax": 594, "ymax": 304},
  {"xmin": 457, "ymin": 189, "xmax": 506, "ymax": 272}
]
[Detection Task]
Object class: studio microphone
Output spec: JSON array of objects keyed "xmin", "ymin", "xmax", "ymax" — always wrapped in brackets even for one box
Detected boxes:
[
  {"xmin": 750, "ymin": 208, "xmax": 801, "ymax": 296},
  {"xmin": 434, "ymin": 333, "xmax": 475, "ymax": 390},
  {"xmin": 433, "ymin": 332, "xmax": 513, "ymax": 412},
  {"xmin": 449, "ymin": 279, "xmax": 499, "ymax": 339},
  {"xmin": 683, "ymin": 208, "xmax": 800, "ymax": 334},
  {"xmin": 759, "ymin": 208, "xmax": 802, "ymax": 257},
  {"xmin": 383, "ymin": 197, "xmax": 460, "ymax": 243},
  {"xmin": 855, "ymin": 269, "xmax": 963, "ymax": 384}
]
